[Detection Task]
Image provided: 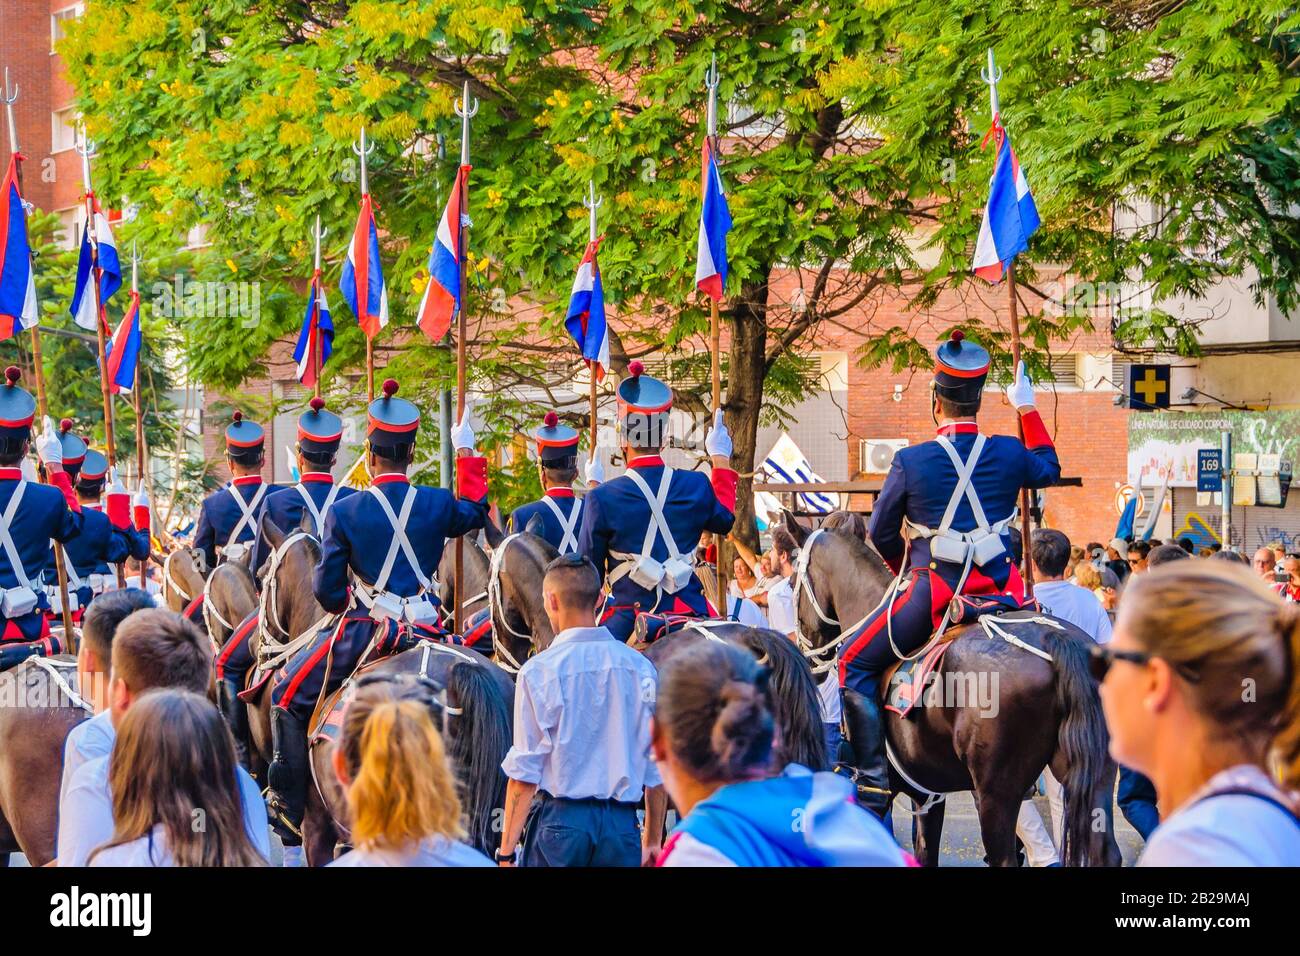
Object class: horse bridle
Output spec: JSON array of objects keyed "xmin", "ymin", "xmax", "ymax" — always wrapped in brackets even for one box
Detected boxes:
[
  {"xmin": 162, "ymin": 549, "xmax": 195, "ymax": 607},
  {"xmin": 258, "ymin": 531, "xmax": 335, "ymax": 671},
  {"xmin": 487, "ymin": 533, "xmax": 531, "ymax": 675},
  {"xmin": 791, "ymin": 529, "xmax": 860, "ymax": 677}
]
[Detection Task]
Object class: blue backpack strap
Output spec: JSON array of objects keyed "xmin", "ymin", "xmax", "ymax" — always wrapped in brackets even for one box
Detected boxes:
[{"xmin": 1196, "ymin": 788, "xmax": 1300, "ymax": 830}]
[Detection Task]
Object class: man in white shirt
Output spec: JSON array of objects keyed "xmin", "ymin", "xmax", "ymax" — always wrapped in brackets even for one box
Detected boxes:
[
  {"xmin": 497, "ymin": 554, "xmax": 668, "ymax": 867},
  {"xmin": 765, "ymin": 528, "xmax": 841, "ymax": 762},
  {"xmin": 59, "ymin": 589, "xmax": 157, "ymax": 812},
  {"xmin": 58, "ymin": 609, "xmax": 270, "ymax": 865},
  {"xmin": 1016, "ymin": 528, "xmax": 1113, "ymax": 866}
]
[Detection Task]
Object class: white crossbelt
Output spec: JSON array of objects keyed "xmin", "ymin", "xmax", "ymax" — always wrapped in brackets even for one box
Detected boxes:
[
  {"xmin": 906, "ymin": 434, "xmax": 1015, "ymax": 556},
  {"xmin": 0, "ymin": 479, "xmax": 34, "ymax": 590},
  {"xmin": 223, "ymin": 482, "xmax": 268, "ymax": 551},
  {"xmin": 353, "ymin": 485, "xmax": 438, "ymax": 624},
  {"xmin": 537, "ymin": 494, "xmax": 582, "ymax": 554},
  {"xmin": 608, "ymin": 466, "xmax": 694, "ymax": 599},
  {"xmin": 294, "ymin": 482, "xmax": 342, "ymax": 536}
]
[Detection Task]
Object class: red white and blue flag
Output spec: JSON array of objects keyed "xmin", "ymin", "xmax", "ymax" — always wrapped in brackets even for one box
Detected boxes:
[
  {"xmin": 564, "ymin": 239, "xmax": 609, "ymax": 379},
  {"xmin": 694, "ymin": 139, "xmax": 732, "ymax": 301},
  {"xmin": 105, "ymin": 291, "xmax": 142, "ymax": 394},
  {"xmin": 417, "ymin": 164, "xmax": 470, "ymax": 343},
  {"xmin": 293, "ymin": 271, "xmax": 334, "ymax": 388},
  {"xmin": 70, "ymin": 196, "xmax": 122, "ymax": 334},
  {"xmin": 339, "ymin": 194, "xmax": 388, "ymax": 339},
  {"xmin": 972, "ymin": 117, "xmax": 1040, "ymax": 282},
  {"xmin": 0, "ymin": 155, "xmax": 38, "ymax": 341}
]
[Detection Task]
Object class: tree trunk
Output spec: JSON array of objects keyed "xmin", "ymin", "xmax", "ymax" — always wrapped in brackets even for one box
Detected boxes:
[{"xmin": 725, "ymin": 281, "xmax": 770, "ymax": 552}]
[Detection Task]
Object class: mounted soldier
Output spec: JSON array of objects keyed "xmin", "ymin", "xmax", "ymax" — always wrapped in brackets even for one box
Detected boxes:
[
  {"xmin": 838, "ymin": 331, "xmax": 1061, "ymax": 812},
  {"xmin": 192, "ymin": 411, "xmax": 285, "ymax": 573},
  {"xmin": 263, "ymin": 378, "xmax": 489, "ymax": 844},
  {"xmin": 508, "ymin": 412, "xmax": 585, "ymax": 554},
  {"xmin": 217, "ymin": 398, "xmax": 356, "ymax": 761},
  {"xmin": 576, "ymin": 361, "xmax": 737, "ymax": 643},
  {"xmin": 44, "ymin": 440, "xmax": 148, "ymax": 622},
  {"xmin": 0, "ymin": 368, "xmax": 83, "ymax": 671}
]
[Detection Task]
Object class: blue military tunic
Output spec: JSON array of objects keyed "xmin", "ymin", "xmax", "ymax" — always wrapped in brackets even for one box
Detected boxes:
[
  {"xmin": 577, "ymin": 455, "xmax": 737, "ymax": 639},
  {"xmin": 841, "ymin": 417, "xmax": 1060, "ymax": 695},
  {"xmin": 509, "ymin": 488, "xmax": 584, "ymax": 553},
  {"xmin": 43, "ymin": 506, "xmax": 147, "ymax": 612},
  {"xmin": 0, "ymin": 468, "xmax": 83, "ymax": 642},
  {"xmin": 192, "ymin": 475, "xmax": 286, "ymax": 568},
  {"xmin": 271, "ymin": 469, "xmax": 490, "ymax": 718},
  {"xmin": 249, "ymin": 474, "xmax": 356, "ymax": 573}
]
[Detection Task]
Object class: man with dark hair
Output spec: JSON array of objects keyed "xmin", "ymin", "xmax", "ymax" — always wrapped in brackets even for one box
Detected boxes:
[
  {"xmin": 192, "ymin": 410, "xmax": 286, "ymax": 572},
  {"xmin": 577, "ymin": 361, "xmax": 738, "ymax": 642},
  {"xmin": 1177, "ymin": 536, "xmax": 1195, "ymax": 554},
  {"xmin": 0, "ymin": 368, "xmax": 84, "ymax": 671},
  {"xmin": 840, "ymin": 332, "xmax": 1060, "ymax": 815},
  {"xmin": 1128, "ymin": 539, "xmax": 1152, "ymax": 574},
  {"xmin": 509, "ymin": 412, "xmax": 586, "ymax": 553},
  {"xmin": 265, "ymin": 379, "xmax": 490, "ymax": 844},
  {"xmin": 57, "ymin": 608, "xmax": 270, "ymax": 865},
  {"xmin": 60, "ymin": 588, "xmax": 157, "ymax": 805},
  {"xmin": 497, "ymin": 553, "xmax": 667, "ymax": 867},
  {"xmin": 1147, "ymin": 543, "xmax": 1191, "ymax": 567}
]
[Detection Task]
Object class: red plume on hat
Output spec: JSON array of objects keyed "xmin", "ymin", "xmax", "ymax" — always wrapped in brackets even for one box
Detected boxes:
[
  {"xmin": 309, "ymin": 397, "xmax": 326, "ymax": 412},
  {"xmin": 4, "ymin": 366, "xmax": 20, "ymax": 386},
  {"xmin": 543, "ymin": 411, "xmax": 558, "ymax": 428},
  {"xmin": 382, "ymin": 379, "xmax": 399, "ymax": 398}
]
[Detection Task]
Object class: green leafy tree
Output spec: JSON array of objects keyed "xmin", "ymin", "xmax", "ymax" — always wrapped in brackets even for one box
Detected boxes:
[{"xmin": 60, "ymin": 0, "xmax": 1300, "ymax": 543}]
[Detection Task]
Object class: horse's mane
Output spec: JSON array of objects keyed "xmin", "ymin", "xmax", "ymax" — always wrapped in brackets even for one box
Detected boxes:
[
  {"xmin": 815, "ymin": 521, "xmax": 894, "ymax": 590},
  {"xmin": 729, "ymin": 628, "xmax": 829, "ymax": 772}
]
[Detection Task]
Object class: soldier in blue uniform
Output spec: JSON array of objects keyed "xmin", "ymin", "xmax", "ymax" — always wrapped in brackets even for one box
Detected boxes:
[
  {"xmin": 576, "ymin": 360, "xmax": 738, "ymax": 643},
  {"xmin": 191, "ymin": 411, "xmax": 285, "ymax": 573},
  {"xmin": 264, "ymin": 378, "xmax": 489, "ymax": 843},
  {"xmin": 44, "ymin": 445, "xmax": 148, "ymax": 622},
  {"xmin": 0, "ymin": 367, "xmax": 83, "ymax": 670},
  {"xmin": 838, "ymin": 332, "xmax": 1060, "ymax": 814},
  {"xmin": 216, "ymin": 398, "xmax": 355, "ymax": 760},
  {"xmin": 508, "ymin": 412, "xmax": 585, "ymax": 553}
]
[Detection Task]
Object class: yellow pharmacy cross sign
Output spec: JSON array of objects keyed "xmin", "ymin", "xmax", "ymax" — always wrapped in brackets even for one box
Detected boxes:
[{"xmin": 1128, "ymin": 364, "xmax": 1170, "ymax": 410}]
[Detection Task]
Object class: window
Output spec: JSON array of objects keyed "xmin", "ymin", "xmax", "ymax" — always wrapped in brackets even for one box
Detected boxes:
[
  {"xmin": 51, "ymin": 108, "xmax": 79, "ymax": 153},
  {"xmin": 1047, "ymin": 353, "xmax": 1080, "ymax": 389},
  {"xmin": 50, "ymin": 5, "xmax": 83, "ymax": 52},
  {"xmin": 55, "ymin": 206, "xmax": 85, "ymax": 251}
]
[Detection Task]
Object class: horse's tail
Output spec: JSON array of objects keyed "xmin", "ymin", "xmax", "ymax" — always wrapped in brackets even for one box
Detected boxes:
[
  {"xmin": 446, "ymin": 662, "xmax": 512, "ymax": 858},
  {"xmin": 738, "ymin": 628, "xmax": 829, "ymax": 772},
  {"xmin": 1045, "ymin": 627, "xmax": 1109, "ymax": 866}
]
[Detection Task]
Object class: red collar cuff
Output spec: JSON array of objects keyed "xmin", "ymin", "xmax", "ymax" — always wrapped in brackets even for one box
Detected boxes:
[
  {"xmin": 544, "ymin": 488, "xmax": 575, "ymax": 498},
  {"xmin": 628, "ymin": 455, "xmax": 664, "ymax": 469},
  {"xmin": 232, "ymin": 475, "xmax": 263, "ymax": 487},
  {"xmin": 300, "ymin": 473, "xmax": 334, "ymax": 484},
  {"xmin": 0, "ymin": 468, "xmax": 21, "ymax": 480},
  {"xmin": 937, "ymin": 422, "xmax": 979, "ymax": 436},
  {"xmin": 371, "ymin": 473, "xmax": 409, "ymax": 486}
]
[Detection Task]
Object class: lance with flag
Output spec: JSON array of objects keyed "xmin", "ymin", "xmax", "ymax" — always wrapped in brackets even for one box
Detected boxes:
[
  {"xmin": 974, "ymin": 48, "xmax": 1042, "ymax": 593},
  {"xmin": 1, "ymin": 66, "xmax": 75, "ymax": 639},
  {"xmin": 293, "ymin": 215, "xmax": 333, "ymax": 395},
  {"xmin": 566, "ymin": 179, "xmax": 608, "ymax": 458},
  {"xmin": 417, "ymin": 162, "xmax": 469, "ymax": 344},
  {"xmin": 340, "ymin": 126, "xmax": 387, "ymax": 400},
  {"xmin": 694, "ymin": 54, "xmax": 733, "ymax": 613}
]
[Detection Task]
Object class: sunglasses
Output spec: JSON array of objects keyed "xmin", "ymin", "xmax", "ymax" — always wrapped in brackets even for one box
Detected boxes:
[{"xmin": 1089, "ymin": 644, "xmax": 1202, "ymax": 684}]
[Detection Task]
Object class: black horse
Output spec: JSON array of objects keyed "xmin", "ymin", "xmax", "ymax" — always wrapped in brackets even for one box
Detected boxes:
[{"xmin": 784, "ymin": 512, "xmax": 1120, "ymax": 867}]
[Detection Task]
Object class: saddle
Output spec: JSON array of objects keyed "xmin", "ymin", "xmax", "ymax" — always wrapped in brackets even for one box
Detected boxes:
[{"xmin": 630, "ymin": 611, "xmax": 710, "ymax": 650}]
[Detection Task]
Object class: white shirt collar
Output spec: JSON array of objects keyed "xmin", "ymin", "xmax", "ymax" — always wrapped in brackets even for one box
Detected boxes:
[{"xmin": 551, "ymin": 625, "xmax": 616, "ymax": 647}]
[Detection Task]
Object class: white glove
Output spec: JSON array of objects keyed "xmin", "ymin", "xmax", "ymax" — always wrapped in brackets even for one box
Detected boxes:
[
  {"xmin": 34, "ymin": 416, "xmax": 62, "ymax": 468},
  {"xmin": 134, "ymin": 483, "xmax": 150, "ymax": 507},
  {"xmin": 704, "ymin": 409, "xmax": 732, "ymax": 459},
  {"xmin": 584, "ymin": 455, "xmax": 606, "ymax": 486},
  {"xmin": 107, "ymin": 467, "xmax": 127, "ymax": 496},
  {"xmin": 20, "ymin": 458, "xmax": 37, "ymax": 482},
  {"xmin": 1005, "ymin": 360, "xmax": 1036, "ymax": 412},
  {"xmin": 450, "ymin": 408, "xmax": 476, "ymax": 453}
]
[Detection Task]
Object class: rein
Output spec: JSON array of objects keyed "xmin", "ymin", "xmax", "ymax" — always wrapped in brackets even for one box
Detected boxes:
[
  {"xmin": 258, "ymin": 531, "xmax": 336, "ymax": 671},
  {"xmin": 487, "ymin": 533, "xmax": 530, "ymax": 675},
  {"xmin": 162, "ymin": 549, "xmax": 194, "ymax": 607}
]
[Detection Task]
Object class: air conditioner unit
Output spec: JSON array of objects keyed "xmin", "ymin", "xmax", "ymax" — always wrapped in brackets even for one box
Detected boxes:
[{"xmin": 860, "ymin": 438, "xmax": 908, "ymax": 474}]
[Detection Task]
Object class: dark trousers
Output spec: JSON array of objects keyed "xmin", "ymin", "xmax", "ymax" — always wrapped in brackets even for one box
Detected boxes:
[
  {"xmin": 214, "ymin": 610, "xmax": 260, "ymax": 684},
  {"xmin": 1117, "ymin": 766, "xmax": 1160, "ymax": 840},
  {"xmin": 839, "ymin": 572, "xmax": 934, "ymax": 700},
  {"xmin": 270, "ymin": 611, "xmax": 402, "ymax": 720},
  {"xmin": 521, "ymin": 793, "xmax": 641, "ymax": 867}
]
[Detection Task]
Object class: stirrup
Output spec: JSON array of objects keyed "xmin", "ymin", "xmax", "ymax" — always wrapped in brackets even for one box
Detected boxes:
[{"xmin": 266, "ymin": 794, "xmax": 303, "ymax": 842}]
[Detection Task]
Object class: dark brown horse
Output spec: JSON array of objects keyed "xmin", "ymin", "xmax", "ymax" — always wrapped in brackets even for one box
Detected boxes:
[
  {"xmin": 479, "ymin": 515, "xmax": 559, "ymax": 674},
  {"xmin": 200, "ymin": 560, "xmax": 258, "ymax": 653},
  {"xmin": 438, "ymin": 531, "xmax": 491, "ymax": 627},
  {"xmin": 643, "ymin": 621, "xmax": 829, "ymax": 772},
  {"xmin": 0, "ymin": 656, "xmax": 91, "ymax": 865},
  {"xmin": 304, "ymin": 641, "xmax": 514, "ymax": 865},
  {"xmin": 784, "ymin": 512, "xmax": 1120, "ymax": 867}
]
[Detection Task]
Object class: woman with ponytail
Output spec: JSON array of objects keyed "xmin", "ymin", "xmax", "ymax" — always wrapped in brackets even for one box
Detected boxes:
[
  {"xmin": 1096, "ymin": 561, "xmax": 1300, "ymax": 865},
  {"xmin": 329, "ymin": 675, "xmax": 492, "ymax": 867},
  {"xmin": 652, "ymin": 641, "xmax": 906, "ymax": 867}
]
